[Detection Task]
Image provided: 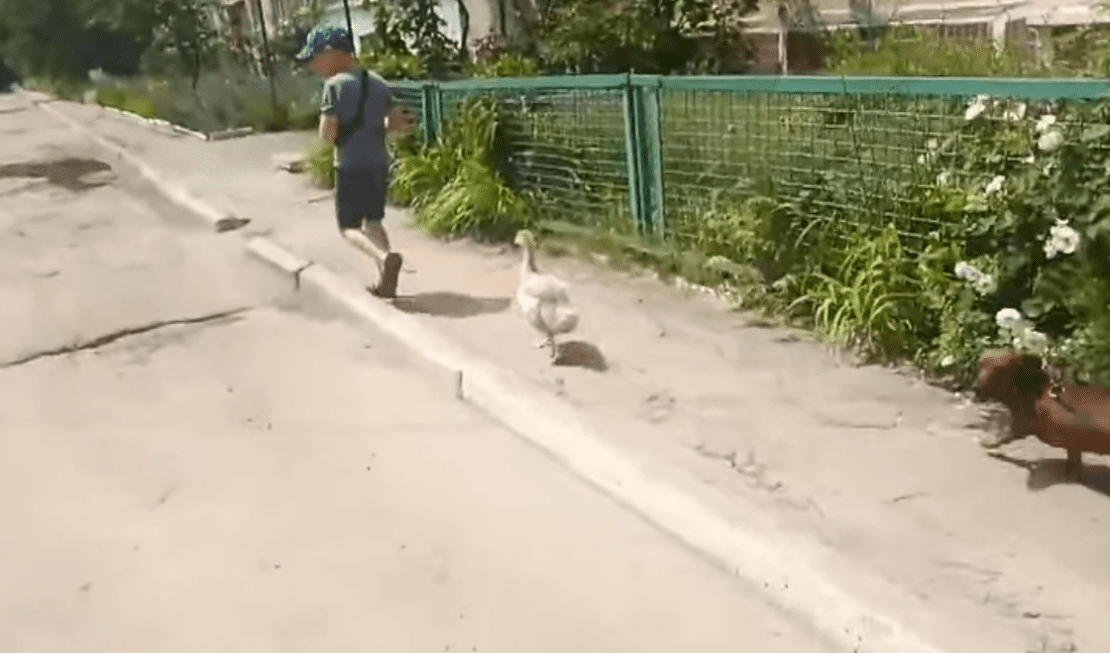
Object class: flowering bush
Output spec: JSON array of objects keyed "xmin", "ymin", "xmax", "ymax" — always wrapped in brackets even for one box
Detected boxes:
[{"xmin": 908, "ymin": 92, "xmax": 1110, "ymax": 384}]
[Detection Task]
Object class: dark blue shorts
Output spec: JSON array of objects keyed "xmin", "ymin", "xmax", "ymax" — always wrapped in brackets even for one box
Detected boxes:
[{"xmin": 334, "ymin": 165, "xmax": 389, "ymax": 231}]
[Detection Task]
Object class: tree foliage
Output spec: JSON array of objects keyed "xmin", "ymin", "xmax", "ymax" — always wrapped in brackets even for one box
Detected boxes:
[
  {"xmin": 85, "ymin": 0, "xmax": 220, "ymax": 91},
  {"xmin": 362, "ymin": 0, "xmax": 457, "ymax": 75},
  {"xmin": 0, "ymin": 0, "xmax": 219, "ymax": 84},
  {"xmin": 271, "ymin": 0, "xmax": 327, "ymax": 63},
  {"xmin": 538, "ymin": 0, "xmax": 759, "ymax": 74},
  {"xmin": 0, "ymin": 0, "xmax": 99, "ymax": 80}
]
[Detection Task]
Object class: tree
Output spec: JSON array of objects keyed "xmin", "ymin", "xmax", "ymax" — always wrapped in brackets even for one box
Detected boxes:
[
  {"xmin": 0, "ymin": 0, "xmax": 95, "ymax": 81},
  {"xmin": 362, "ymin": 0, "xmax": 457, "ymax": 75},
  {"xmin": 456, "ymin": 0, "xmax": 470, "ymax": 60},
  {"xmin": 85, "ymin": 0, "xmax": 220, "ymax": 91},
  {"xmin": 271, "ymin": 0, "xmax": 327, "ymax": 63},
  {"xmin": 539, "ymin": 0, "xmax": 759, "ymax": 74}
]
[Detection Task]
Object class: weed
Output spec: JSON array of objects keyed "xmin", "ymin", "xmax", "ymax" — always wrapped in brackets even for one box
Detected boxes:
[{"xmin": 789, "ymin": 226, "xmax": 923, "ymax": 361}]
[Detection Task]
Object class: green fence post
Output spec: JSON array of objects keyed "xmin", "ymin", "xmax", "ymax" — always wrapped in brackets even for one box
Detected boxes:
[
  {"xmin": 622, "ymin": 75, "xmax": 666, "ymax": 236},
  {"xmin": 639, "ymin": 76, "xmax": 665, "ymax": 236},
  {"xmin": 622, "ymin": 74, "xmax": 645, "ymax": 233},
  {"xmin": 421, "ymin": 82, "xmax": 442, "ymax": 147}
]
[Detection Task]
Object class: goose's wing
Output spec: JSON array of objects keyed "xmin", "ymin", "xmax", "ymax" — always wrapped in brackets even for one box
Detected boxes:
[{"xmin": 519, "ymin": 273, "xmax": 571, "ymax": 304}]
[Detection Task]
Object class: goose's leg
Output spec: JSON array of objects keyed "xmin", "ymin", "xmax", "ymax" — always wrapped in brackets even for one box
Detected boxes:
[{"xmin": 547, "ymin": 335, "xmax": 558, "ymax": 361}]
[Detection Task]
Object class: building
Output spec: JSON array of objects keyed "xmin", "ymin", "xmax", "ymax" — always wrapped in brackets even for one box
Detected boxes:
[{"xmin": 744, "ymin": 0, "xmax": 1110, "ymax": 73}]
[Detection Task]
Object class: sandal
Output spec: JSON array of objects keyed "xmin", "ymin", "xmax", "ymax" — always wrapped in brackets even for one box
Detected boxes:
[{"xmin": 370, "ymin": 252, "xmax": 403, "ymax": 299}]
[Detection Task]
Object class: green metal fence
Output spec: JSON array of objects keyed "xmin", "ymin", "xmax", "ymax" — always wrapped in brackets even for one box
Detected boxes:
[{"xmin": 391, "ymin": 74, "xmax": 1110, "ymax": 255}]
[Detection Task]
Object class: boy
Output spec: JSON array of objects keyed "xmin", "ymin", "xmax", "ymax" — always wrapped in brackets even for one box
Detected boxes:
[{"xmin": 295, "ymin": 25, "xmax": 413, "ymax": 298}]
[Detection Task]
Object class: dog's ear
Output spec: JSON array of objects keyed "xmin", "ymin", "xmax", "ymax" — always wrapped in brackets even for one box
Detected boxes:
[{"xmin": 1012, "ymin": 354, "xmax": 1048, "ymax": 397}]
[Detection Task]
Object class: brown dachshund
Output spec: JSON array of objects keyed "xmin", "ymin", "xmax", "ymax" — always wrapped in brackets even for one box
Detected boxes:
[{"xmin": 975, "ymin": 349, "xmax": 1110, "ymax": 482}]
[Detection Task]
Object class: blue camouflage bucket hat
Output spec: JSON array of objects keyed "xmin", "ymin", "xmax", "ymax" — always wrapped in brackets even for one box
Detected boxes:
[{"xmin": 294, "ymin": 25, "xmax": 355, "ymax": 65}]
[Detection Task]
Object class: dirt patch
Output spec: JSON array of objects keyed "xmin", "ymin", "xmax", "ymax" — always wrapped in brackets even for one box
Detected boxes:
[{"xmin": 0, "ymin": 157, "xmax": 115, "ymax": 192}]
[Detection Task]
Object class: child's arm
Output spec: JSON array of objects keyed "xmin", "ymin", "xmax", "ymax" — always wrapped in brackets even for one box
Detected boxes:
[{"xmin": 319, "ymin": 113, "xmax": 339, "ymax": 143}]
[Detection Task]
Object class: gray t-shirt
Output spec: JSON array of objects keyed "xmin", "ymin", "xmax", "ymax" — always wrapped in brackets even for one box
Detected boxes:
[{"xmin": 321, "ymin": 68, "xmax": 394, "ymax": 170}]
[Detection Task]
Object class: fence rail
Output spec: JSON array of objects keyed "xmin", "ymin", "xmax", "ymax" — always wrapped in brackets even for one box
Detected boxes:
[{"xmin": 388, "ymin": 74, "xmax": 1110, "ymax": 257}]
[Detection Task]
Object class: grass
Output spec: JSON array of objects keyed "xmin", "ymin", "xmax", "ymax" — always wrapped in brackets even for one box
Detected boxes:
[{"xmin": 75, "ymin": 65, "xmax": 321, "ymax": 135}]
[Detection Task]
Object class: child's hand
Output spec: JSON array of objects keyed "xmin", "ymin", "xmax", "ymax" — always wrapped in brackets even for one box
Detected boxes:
[{"xmin": 386, "ymin": 108, "xmax": 415, "ymax": 135}]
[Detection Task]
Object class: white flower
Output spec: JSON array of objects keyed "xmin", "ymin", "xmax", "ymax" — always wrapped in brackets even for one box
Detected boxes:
[
  {"xmin": 973, "ymin": 273, "xmax": 996, "ymax": 295},
  {"xmin": 996, "ymin": 307, "xmax": 1025, "ymax": 329},
  {"xmin": 1020, "ymin": 329, "xmax": 1050, "ymax": 355},
  {"xmin": 936, "ymin": 171, "xmax": 951, "ymax": 185},
  {"xmin": 940, "ymin": 355, "xmax": 956, "ymax": 367},
  {"xmin": 955, "ymin": 261, "xmax": 981, "ymax": 282},
  {"xmin": 955, "ymin": 261, "xmax": 995, "ymax": 295},
  {"xmin": 1038, "ymin": 129, "xmax": 1064, "ymax": 152},
  {"xmin": 1004, "ymin": 102, "xmax": 1027, "ymax": 121},
  {"xmin": 1044, "ymin": 220, "xmax": 1081, "ymax": 258},
  {"xmin": 1035, "ymin": 113, "xmax": 1057, "ymax": 133},
  {"xmin": 965, "ymin": 94, "xmax": 990, "ymax": 121},
  {"xmin": 985, "ymin": 175, "xmax": 1005, "ymax": 195},
  {"xmin": 1022, "ymin": 154, "xmax": 1035, "ymax": 164},
  {"xmin": 917, "ymin": 154, "xmax": 926, "ymax": 164},
  {"xmin": 927, "ymin": 138, "xmax": 939, "ymax": 151}
]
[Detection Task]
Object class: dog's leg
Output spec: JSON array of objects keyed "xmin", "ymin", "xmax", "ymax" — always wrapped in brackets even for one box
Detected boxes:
[{"xmin": 1065, "ymin": 449, "xmax": 1083, "ymax": 483}]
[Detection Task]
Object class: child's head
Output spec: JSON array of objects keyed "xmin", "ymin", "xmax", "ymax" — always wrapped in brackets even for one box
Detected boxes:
[{"xmin": 295, "ymin": 25, "xmax": 356, "ymax": 77}]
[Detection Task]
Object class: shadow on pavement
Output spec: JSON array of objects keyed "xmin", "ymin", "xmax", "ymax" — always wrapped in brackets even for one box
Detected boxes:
[
  {"xmin": 391, "ymin": 291, "xmax": 512, "ymax": 319},
  {"xmin": 986, "ymin": 450, "xmax": 1110, "ymax": 498},
  {"xmin": 555, "ymin": 340, "xmax": 608, "ymax": 372},
  {"xmin": 0, "ymin": 158, "xmax": 114, "ymax": 193}
]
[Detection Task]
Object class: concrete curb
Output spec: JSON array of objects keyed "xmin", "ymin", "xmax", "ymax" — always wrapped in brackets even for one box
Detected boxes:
[
  {"xmin": 245, "ymin": 237, "xmax": 313, "ymax": 288},
  {"xmin": 30, "ymin": 94, "xmax": 248, "ymax": 234},
  {"xmin": 39, "ymin": 92, "xmax": 955, "ymax": 653},
  {"xmin": 99, "ymin": 104, "xmax": 210, "ymax": 141}
]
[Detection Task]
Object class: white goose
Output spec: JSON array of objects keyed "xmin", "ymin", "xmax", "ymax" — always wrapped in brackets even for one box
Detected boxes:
[{"xmin": 513, "ymin": 229, "xmax": 579, "ymax": 362}]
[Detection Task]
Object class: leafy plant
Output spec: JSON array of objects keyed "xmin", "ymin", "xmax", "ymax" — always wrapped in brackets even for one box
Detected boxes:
[
  {"xmin": 465, "ymin": 54, "xmax": 540, "ymax": 79},
  {"xmin": 539, "ymin": 0, "xmax": 757, "ymax": 74},
  {"xmin": 361, "ymin": 0, "xmax": 457, "ymax": 75},
  {"xmin": 392, "ymin": 96, "xmax": 532, "ymax": 239},
  {"xmin": 788, "ymin": 226, "xmax": 923, "ymax": 360},
  {"xmin": 358, "ymin": 49, "xmax": 427, "ymax": 80}
]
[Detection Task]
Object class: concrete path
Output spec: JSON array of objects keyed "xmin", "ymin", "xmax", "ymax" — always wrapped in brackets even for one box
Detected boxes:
[
  {"xmin": 0, "ymin": 91, "xmax": 837, "ymax": 653},
  {"xmin": 16, "ymin": 90, "xmax": 1110, "ymax": 653}
]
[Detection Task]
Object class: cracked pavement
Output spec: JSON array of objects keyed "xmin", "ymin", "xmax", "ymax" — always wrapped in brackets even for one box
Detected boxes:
[{"xmin": 0, "ymin": 92, "xmax": 841, "ymax": 652}]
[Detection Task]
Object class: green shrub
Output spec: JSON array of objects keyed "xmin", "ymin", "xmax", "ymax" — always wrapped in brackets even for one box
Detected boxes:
[
  {"xmin": 465, "ymin": 54, "xmax": 540, "ymax": 79},
  {"xmin": 392, "ymin": 96, "xmax": 532, "ymax": 240},
  {"xmin": 357, "ymin": 50, "xmax": 427, "ymax": 80}
]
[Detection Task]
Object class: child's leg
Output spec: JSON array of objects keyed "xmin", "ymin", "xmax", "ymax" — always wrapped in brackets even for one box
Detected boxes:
[
  {"xmin": 355, "ymin": 165, "xmax": 402, "ymax": 297},
  {"xmin": 361, "ymin": 220, "xmax": 391, "ymax": 253},
  {"xmin": 340, "ymin": 227, "xmax": 386, "ymax": 272}
]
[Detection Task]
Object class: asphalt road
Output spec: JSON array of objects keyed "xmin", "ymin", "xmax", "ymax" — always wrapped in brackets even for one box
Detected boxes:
[{"xmin": 0, "ymin": 91, "xmax": 837, "ymax": 653}]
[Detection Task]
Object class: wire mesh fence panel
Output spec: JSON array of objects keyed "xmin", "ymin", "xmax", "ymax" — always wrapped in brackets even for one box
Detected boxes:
[
  {"xmin": 402, "ymin": 75, "xmax": 1110, "ymax": 268},
  {"xmin": 390, "ymin": 82, "xmax": 423, "ymax": 128},
  {"xmin": 437, "ymin": 84, "xmax": 633, "ymax": 234},
  {"xmin": 651, "ymin": 77, "xmax": 1110, "ymax": 264}
]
